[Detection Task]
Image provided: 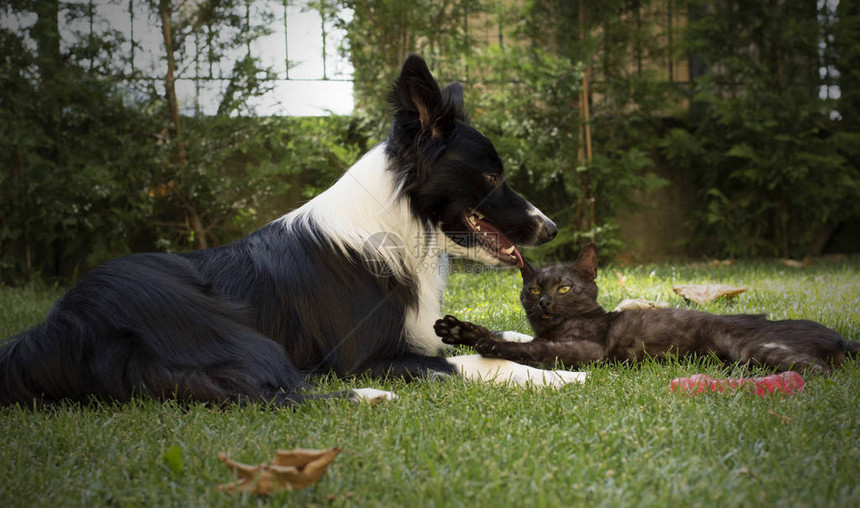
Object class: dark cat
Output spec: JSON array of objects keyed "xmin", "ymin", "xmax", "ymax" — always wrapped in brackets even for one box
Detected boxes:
[{"xmin": 435, "ymin": 244, "xmax": 860, "ymax": 373}]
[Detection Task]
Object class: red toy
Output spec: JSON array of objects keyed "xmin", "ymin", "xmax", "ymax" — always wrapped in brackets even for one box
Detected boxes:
[{"xmin": 670, "ymin": 371, "xmax": 804, "ymax": 397}]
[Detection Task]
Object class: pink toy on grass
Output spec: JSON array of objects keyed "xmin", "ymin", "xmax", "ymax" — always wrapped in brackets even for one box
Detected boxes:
[{"xmin": 670, "ymin": 371, "xmax": 805, "ymax": 397}]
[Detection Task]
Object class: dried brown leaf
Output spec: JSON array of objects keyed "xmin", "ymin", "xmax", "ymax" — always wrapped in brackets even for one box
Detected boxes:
[
  {"xmin": 781, "ymin": 258, "xmax": 813, "ymax": 268},
  {"xmin": 217, "ymin": 447, "xmax": 341, "ymax": 495},
  {"xmin": 613, "ymin": 298, "xmax": 671, "ymax": 311},
  {"xmin": 673, "ymin": 284, "xmax": 747, "ymax": 305},
  {"xmin": 709, "ymin": 259, "xmax": 735, "ymax": 268},
  {"xmin": 768, "ymin": 409, "xmax": 792, "ymax": 424}
]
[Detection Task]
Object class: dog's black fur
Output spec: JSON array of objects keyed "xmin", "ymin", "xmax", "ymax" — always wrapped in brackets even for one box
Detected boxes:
[{"xmin": 0, "ymin": 55, "xmax": 557, "ymax": 407}]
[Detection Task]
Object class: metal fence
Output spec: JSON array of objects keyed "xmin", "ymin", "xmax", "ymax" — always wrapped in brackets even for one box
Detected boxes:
[
  {"xmin": 1, "ymin": 0, "xmax": 355, "ymax": 116},
  {"xmin": 4, "ymin": 1, "xmax": 836, "ymax": 117}
]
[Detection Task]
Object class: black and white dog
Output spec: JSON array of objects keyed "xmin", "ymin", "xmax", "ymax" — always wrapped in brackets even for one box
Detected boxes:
[{"xmin": 0, "ymin": 55, "xmax": 579, "ymax": 407}]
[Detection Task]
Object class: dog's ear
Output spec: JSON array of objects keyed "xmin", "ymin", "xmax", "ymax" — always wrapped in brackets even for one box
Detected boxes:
[
  {"xmin": 571, "ymin": 243, "xmax": 599, "ymax": 282},
  {"xmin": 388, "ymin": 55, "xmax": 445, "ymax": 135},
  {"xmin": 519, "ymin": 256, "xmax": 536, "ymax": 280},
  {"xmin": 441, "ymin": 82, "xmax": 469, "ymax": 124}
]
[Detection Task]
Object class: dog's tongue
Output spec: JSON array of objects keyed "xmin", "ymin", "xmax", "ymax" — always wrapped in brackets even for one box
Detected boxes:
[{"xmin": 469, "ymin": 213, "xmax": 523, "ymax": 266}]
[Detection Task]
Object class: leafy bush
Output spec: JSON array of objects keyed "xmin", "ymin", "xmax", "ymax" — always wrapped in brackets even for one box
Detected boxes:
[
  {"xmin": 660, "ymin": 0, "xmax": 860, "ymax": 258},
  {"xmin": 0, "ymin": 104, "xmax": 368, "ymax": 283},
  {"xmin": 0, "ymin": 39, "xmax": 160, "ymax": 282},
  {"xmin": 146, "ymin": 115, "xmax": 368, "ymax": 252},
  {"xmin": 4, "ymin": 0, "xmax": 860, "ymax": 285},
  {"xmin": 0, "ymin": 1, "xmax": 370, "ymax": 283}
]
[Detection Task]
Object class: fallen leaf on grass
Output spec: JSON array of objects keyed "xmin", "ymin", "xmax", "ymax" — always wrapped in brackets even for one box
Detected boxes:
[
  {"xmin": 689, "ymin": 259, "xmax": 735, "ymax": 269},
  {"xmin": 768, "ymin": 409, "xmax": 792, "ymax": 424},
  {"xmin": 710, "ymin": 259, "xmax": 735, "ymax": 268},
  {"xmin": 781, "ymin": 258, "xmax": 813, "ymax": 268},
  {"xmin": 162, "ymin": 445, "xmax": 183, "ymax": 475},
  {"xmin": 733, "ymin": 467, "xmax": 757, "ymax": 478},
  {"xmin": 217, "ymin": 447, "xmax": 341, "ymax": 495},
  {"xmin": 673, "ymin": 284, "xmax": 746, "ymax": 305},
  {"xmin": 615, "ymin": 271, "xmax": 629, "ymax": 291},
  {"xmin": 613, "ymin": 298, "xmax": 670, "ymax": 311}
]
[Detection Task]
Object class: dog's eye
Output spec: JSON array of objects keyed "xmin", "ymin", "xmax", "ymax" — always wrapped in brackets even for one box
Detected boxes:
[
  {"xmin": 528, "ymin": 287, "xmax": 541, "ymax": 295},
  {"xmin": 483, "ymin": 173, "xmax": 498, "ymax": 186},
  {"xmin": 558, "ymin": 285, "xmax": 571, "ymax": 294}
]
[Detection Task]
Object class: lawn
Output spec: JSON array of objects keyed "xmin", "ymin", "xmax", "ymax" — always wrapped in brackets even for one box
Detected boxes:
[{"xmin": 1, "ymin": 258, "xmax": 859, "ymax": 506}]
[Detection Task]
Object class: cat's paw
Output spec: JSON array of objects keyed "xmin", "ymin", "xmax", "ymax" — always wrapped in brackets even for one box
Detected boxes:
[
  {"xmin": 434, "ymin": 315, "xmax": 490, "ymax": 347},
  {"xmin": 473, "ymin": 338, "xmax": 503, "ymax": 358},
  {"xmin": 434, "ymin": 315, "xmax": 472, "ymax": 346}
]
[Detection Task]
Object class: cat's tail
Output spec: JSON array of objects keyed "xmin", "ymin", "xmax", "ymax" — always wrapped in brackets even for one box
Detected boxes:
[{"xmin": 847, "ymin": 341, "xmax": 860, "ymax": 358}]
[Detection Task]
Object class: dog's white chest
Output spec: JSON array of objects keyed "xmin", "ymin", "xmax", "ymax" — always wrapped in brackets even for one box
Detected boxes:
[{"xmin": 403, "ymin": 254, "xmax": 449, "ymax": 355}]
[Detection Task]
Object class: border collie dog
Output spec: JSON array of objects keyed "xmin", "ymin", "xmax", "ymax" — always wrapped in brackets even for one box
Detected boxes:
[{"xmin": 0, "ymin": 55, "xmax": 569, "ymax": 407}]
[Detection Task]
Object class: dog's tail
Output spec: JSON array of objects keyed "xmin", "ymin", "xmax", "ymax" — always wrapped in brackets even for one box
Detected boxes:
[
  {"xmin": 0, "ymin": 319, "xmax": 87, "ymax": 406},
  {"xmin": 0, "ymin": 333, "xmax": 27, "ymax": 405},
  {"xmin": 0, "ymin": 320, "xmax": 394, "ymax": 408}
]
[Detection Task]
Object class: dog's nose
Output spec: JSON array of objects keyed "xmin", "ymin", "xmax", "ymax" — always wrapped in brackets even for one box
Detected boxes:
[{"xmin": 541, "ymin": 218, "xmax": 558, "ymax": 242}]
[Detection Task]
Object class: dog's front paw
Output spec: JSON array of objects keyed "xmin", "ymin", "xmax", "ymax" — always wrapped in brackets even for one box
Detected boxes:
[
  {"xmin": 434, "ymin": 315, "xmax": 491, "ymax": 347},
  {"xmin": 349, "ymin": 388, "xmax": 398, "ymax": 404}
]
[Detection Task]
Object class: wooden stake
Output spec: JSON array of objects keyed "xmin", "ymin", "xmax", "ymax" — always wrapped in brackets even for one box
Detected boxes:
[
  {"xmin": 580, "ymin": 0, "xmax": 592, "ymax": 163},
  {"xmin": 578, "ymin": 0, "xmax": 594, "ymax": 231}
]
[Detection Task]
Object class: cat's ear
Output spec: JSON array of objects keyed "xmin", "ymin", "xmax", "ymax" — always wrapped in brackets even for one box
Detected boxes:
[
  {"xmin": 519, "ymin": 256, "xmax": 536, "ymax": 279},
  {"xmin": 572, "ymin": 243, "xmax": 599, "ymax": 281}
]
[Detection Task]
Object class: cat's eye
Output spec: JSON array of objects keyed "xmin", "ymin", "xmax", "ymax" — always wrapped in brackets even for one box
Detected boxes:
[
  {"xmin": 483, "ymin": 173, "xmax": 498, "ymax": 186},
  {"xmin": 558, "ymin": 285, "xmax": 572, "ymax": 294},
  {"xmin": 528, "ymin": 287, "xmax": 541, "ymax": 295}
]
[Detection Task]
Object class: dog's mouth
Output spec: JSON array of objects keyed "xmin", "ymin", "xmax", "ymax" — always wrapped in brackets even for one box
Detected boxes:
[{"xmin": 464, "ymin": 210, "xmax": 524, "ymax": 267}]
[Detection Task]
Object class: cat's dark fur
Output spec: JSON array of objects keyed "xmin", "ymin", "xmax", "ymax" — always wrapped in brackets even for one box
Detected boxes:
[{"xmin": 435, "ymin": 244, "xmax": 860, "ymax": 373}]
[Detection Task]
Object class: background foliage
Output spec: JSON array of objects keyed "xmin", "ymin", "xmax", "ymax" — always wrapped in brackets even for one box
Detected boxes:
[
  {"xmin": 0, "ymin": 0, "xmax": 369, "ymax": 282},
  {"xmin": 1, "ymin": 0, "xmax": 859, "ymax": 282},
  {"xmin": 660, "ymin": 0, "xmax": 860, "ymax": 258}
]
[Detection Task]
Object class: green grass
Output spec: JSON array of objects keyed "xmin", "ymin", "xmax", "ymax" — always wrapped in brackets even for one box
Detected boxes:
[{"xmin": 2, "ymin": 258, "xmax": 860, "ymax": 506}]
